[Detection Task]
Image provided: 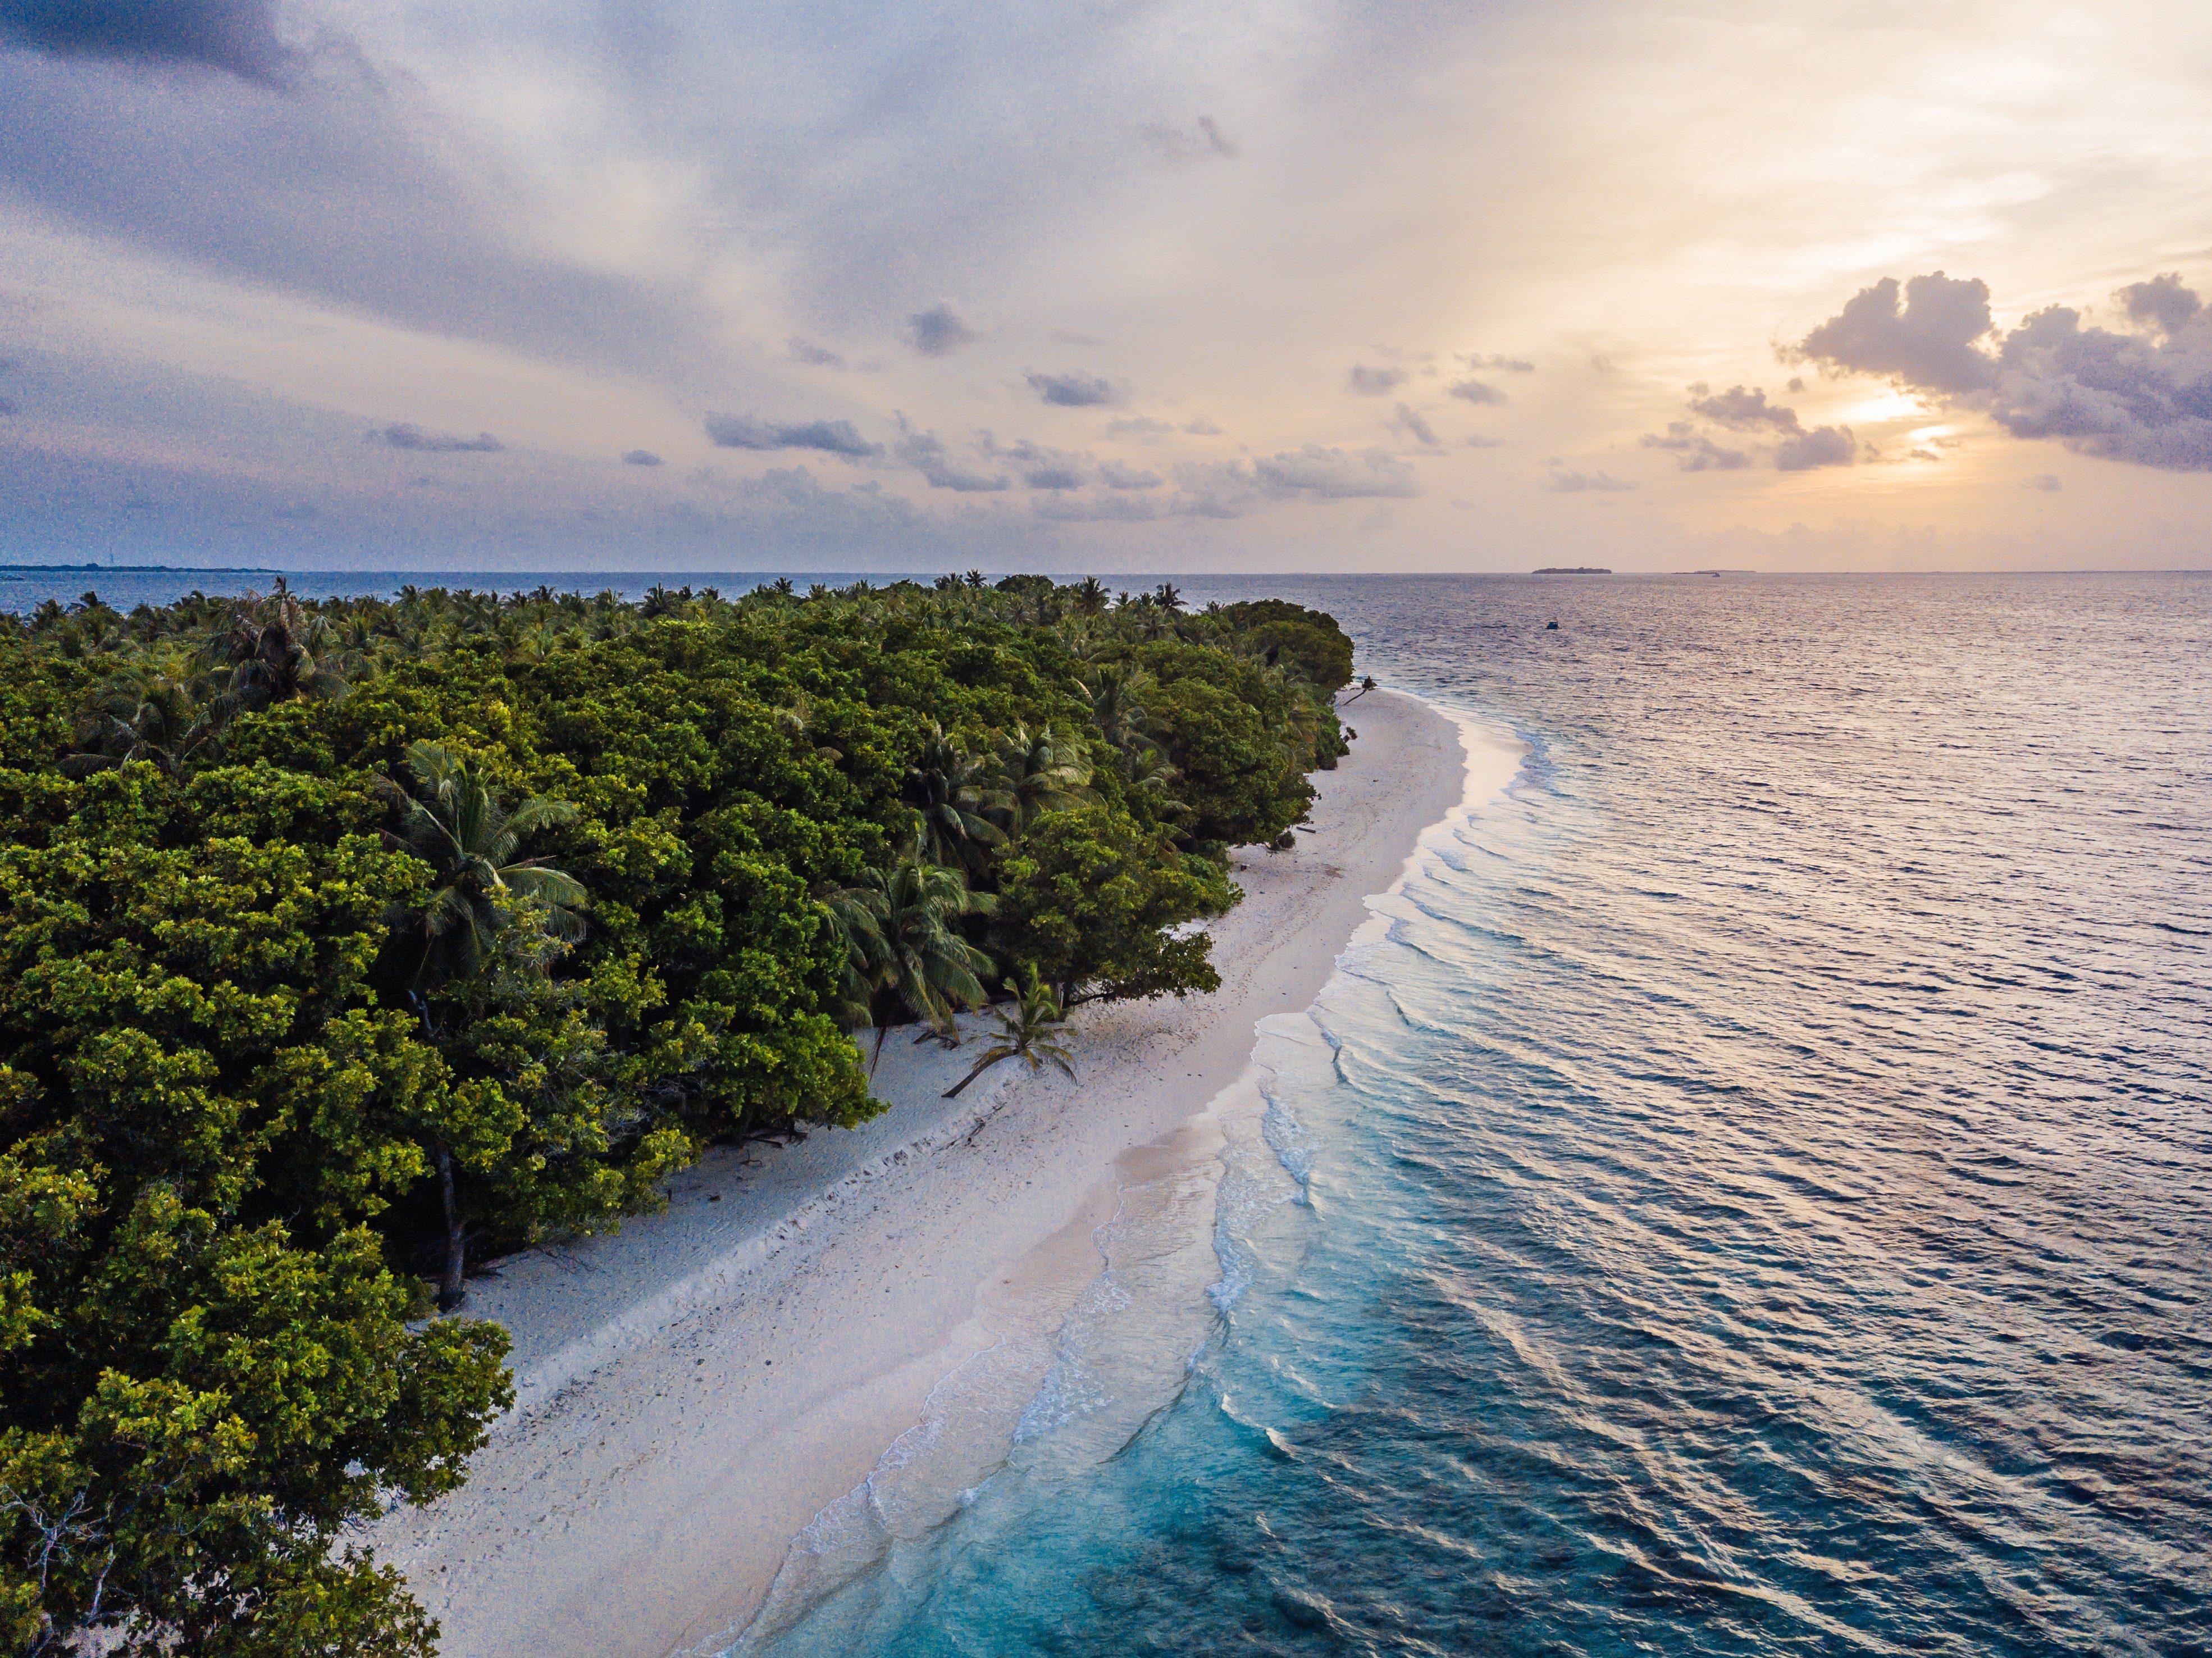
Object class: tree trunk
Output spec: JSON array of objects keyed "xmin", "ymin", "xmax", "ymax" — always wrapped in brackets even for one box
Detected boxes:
[{"xmin": 435, "ymin": 1144, "xmax": 467, "ymax": 1313}]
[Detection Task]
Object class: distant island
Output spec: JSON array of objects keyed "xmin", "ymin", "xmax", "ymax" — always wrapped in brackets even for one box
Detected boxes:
[
  {"xmin": 0, "ymin": 561, "xmax": 280, "ymax": 573},
  {"xmin": 1533, "ymin": 566, "xmax": 1611, "ymax": 575},
  {"xmin": 1676, "ymin": 568, "xmax": 1759, "ymax": 576}
]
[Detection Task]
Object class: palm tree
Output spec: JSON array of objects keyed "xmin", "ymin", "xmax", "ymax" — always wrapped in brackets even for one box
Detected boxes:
[
  {"xmin": 904, "ymin": 725, "xmax": 1009, "ymax": 873},
  {"xmin": 1082, "ymin": 665, "xmax": 1153, "ymax": 753},
  {"xmin": 1070, "ymin": 576, "xmax": 1109, "ymax": 616},
  {"xmin": 946, "ymin": 968, "xmax": 1076, "ymax": 1102},
  {"xmin": 382, "ymin": 741, "xmax": 586, "ymax": 987},
  {"xmin": 1119, "ymin": 741, "xmax": 1182, "ymax": 799},
  {"xmin": 382, "ymin": 742, "xmax": 586, "ymax": 1311},
  {"xmin": 989, "ymin": 725, "xmax": 1094, "ymax": 829},
  {"xmin": 1152, "ymin": 581, "xmax": 1185, "ymax": 614},
  {"xmin": 62, "ymin": 669, "xmax": 220, "ymax": 778},
  {"xmin": 823, "ymin": 849, "xmax": 996, "ymax": 1067},
  {"xmin": 202, "ymin": 585, "xmax": 341, "ymax": 715}
]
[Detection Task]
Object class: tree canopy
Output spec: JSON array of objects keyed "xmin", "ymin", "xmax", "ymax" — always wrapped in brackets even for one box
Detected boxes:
[{"xmin": 0, "ymin": 575, "xmax": 1353, "ymax": 1653}]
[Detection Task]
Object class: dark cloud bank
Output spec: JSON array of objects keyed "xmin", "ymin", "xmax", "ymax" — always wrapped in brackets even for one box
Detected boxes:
[
  {"xmin": 0, "ymin": 0, "xmax": 295, "ymax": 82},
  {"xmin": 1794, "ymin": 270, "xmax": 2212, "ymax": 470}
]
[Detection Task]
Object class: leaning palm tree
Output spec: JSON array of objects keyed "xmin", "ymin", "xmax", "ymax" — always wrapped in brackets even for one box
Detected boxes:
[
  {"xmin": 382, "ymin": 741, "xmax": 586, "ymax": 987},
  {"xmin": 824, "ymin": 846, "xmax": 996, "ymax": 1068},
  {"xmin": 946, "ymin": 967, "xmax": 1077, "ymax": 1102}
]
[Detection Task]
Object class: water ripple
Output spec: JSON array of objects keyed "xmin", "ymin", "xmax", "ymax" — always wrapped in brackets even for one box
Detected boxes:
[{"xmin": 756, "ymin": 575, "xmax": 2210, "ymax": 1657}]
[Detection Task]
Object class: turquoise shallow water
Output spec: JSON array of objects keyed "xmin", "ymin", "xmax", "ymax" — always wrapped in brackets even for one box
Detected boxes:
[{"xmin": 750, "ymin": 573, "xmax": 2210, "ymax": 1657}]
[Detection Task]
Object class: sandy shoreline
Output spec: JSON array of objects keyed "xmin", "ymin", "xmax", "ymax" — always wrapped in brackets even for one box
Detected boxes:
[{"xmin": 370, "ymin": 688, "xmax": 1486, "ymax": 1657}]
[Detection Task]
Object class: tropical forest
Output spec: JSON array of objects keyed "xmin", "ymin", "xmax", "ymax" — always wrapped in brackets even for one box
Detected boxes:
[{"xmin": 0, "ymin": 573, "xmax": 1354, "ymax": 1654}]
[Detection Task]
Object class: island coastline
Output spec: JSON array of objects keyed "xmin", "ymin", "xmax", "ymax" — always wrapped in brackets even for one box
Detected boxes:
[{"xmin": 368, "ymin": 688, "xmax": 1499, "ymax": 1658}]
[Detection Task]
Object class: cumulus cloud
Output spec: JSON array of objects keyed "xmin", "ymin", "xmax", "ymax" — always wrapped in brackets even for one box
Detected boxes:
[
  {"xmin": 1027, "ymin": 371, "xmax": 1117, "ymax": 407},
  {"xmin": 0, "ymin": 0, "xmax": 298, "ymax": 83},
  {"xmin": 2023, "ymin": 472, "xmax": 2063, "ymax": 491},
  {"xmin": 1641, "ymin": 423, "xmax": 1749, "ymax": 471},
  {"xmin": 2117, "ymin": 274, "xmax": 2201, "ymax": 336},
  {"xmin": 704, "ymin": 414, "xmax": 882, "ymax": 458},
  {"xmin": 1794, "ymin": 272, "xmax": 1997, "ymax": 394},
  {"xmin": 1182, "ymin": 417, "xmax": 1223, "ymax": 435},
  {"xmin": 1389, "ymin": 403, "xmax": 1442, "ymax": 449},
  {"xmin": 1464, "ymin": 353, "xmax": 1535, "ymax": 372},
  {"xmin": 1685, "ymin": 384, "xmax": 1801, "ymax": 432},
  {"xmin": 1543, "ymin": 467, "xmax": 1636, "ymax": 493},
  {"xmin": 1774, "ymin": 426, "xmax": 1857, "ymax": 470},
  {"xmin": 895, "ymin": 427, "xmax": 1009, "ymax": 492},
  {"xmin": 1347, "ymin": 363, "xmax": 1406, "ymax": 395},
  {"xmin": 1464, "ymin": 434, "xmax": 1504, "ymax": 449},
  {"xmin": 1648, "ymin": 384, "xmax": 1853, "ymax": 472},
  {"xmin": 1099, "ymin": 460, "xmax": 1162, "ymax": 489},
  {"xmin": 905, "ymin": 303, "xmax": 978, "ymax": 357},
  {"xmin": 1445, "ymin": 377, "xmax": 1506, "ymax": 405},
  {"xmin": 623, "ymin": 449, "xmax": 662, "ymax": 466},
  {"xmin": 372, "ymin": 422, "xmax": 503, "ymax": 453},
  {"xmin": 788, "ymin": 337, "xmax": 847, "ymax": 368},
  {"xmin": 1796, "ymin": 268, "xmax": 2212, "ymax": 470}
]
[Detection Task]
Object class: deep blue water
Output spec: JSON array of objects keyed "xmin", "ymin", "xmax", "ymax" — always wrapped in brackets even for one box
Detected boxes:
[
  {"xmin": 752, "ymin": 573, "xmax": 2211, "ymax": 1656},
  {"xmin": 15, "ymin": 566, "xmax": 2208, "ymax": 1654}
]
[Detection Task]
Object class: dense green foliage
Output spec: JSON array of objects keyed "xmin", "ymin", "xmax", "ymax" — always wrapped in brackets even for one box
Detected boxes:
[{"xmin": 0, "ymin": 575, "xmax": 1351, "ymax": 1653}]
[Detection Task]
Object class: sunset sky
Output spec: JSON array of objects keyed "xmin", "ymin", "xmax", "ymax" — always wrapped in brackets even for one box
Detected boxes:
[{"xmin": 3, "ymin": 0, "xmax": 2209, "ymax": 572}]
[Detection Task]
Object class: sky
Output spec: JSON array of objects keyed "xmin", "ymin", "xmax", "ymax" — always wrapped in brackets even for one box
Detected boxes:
[{"xmin": 2, "ymin": 0, "xmax": 2209, "ymax": 574}]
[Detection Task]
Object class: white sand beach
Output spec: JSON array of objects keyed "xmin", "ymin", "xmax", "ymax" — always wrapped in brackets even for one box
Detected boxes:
[{"xmin": 371, "ymin": 688, "xmax": 1496, "ymax": 1657}]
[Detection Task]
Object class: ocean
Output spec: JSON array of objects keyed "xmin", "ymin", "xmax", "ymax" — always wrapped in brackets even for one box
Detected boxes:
[
  {"xmin": 10, "ymin": 567, "xmax": 2206, "ymax": 1654},
  {"xmin": 744, "ymin": 572, "xmax": 2211, "ymax": 1657}
]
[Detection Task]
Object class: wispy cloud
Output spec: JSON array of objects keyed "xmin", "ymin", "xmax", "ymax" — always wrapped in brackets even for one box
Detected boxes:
[
  {"xmin": 895, "ymin": 427, "xmax": 1009, "ymax": 491},
  {"xmin": 704, "ymin": 414, "xmax": 882, "ymax": 458},
  {"xmin": 1641, "ymin": 423, "xmax": 1749, "ymax": 471},
  {"xmin": 1445, "ymin": 377, "xmax": 1505, "ymax": 406},
  {"xmin": 1347, "ymin": 364, "xmax": 1406, "ymax": 396},
  {"xmin": 1142, "ymin": 115, "xmax": 1238, "ymax": 162},
  {"xmin": 905, "ymin": 304, "xmax": 979, "ymax": 357},
  {"xmin": 1027, "ymin": 371, "xmax": 1118, "ymax": 407},
  {"xmin": 1543, "ymin": 467, "xmax": 1636, "ymax": 493},
  {"xmin": 372, "ymin": 423, "xmax": 503, "ymax": 453},
  {"xmin": 1390, "ymin": 403, "xmax": 1443, "ymax": 449}
]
